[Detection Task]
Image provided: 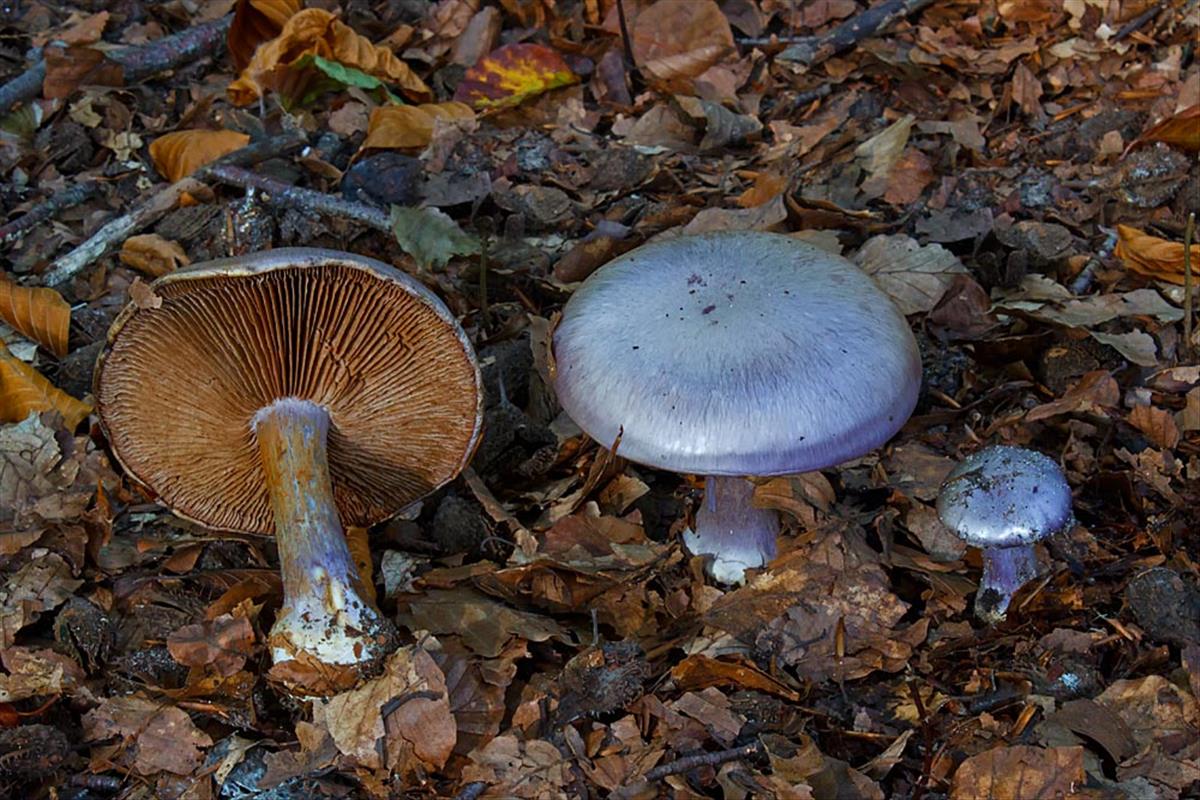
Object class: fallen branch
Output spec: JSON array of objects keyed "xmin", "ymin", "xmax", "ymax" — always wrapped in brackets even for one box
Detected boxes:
[
  {"xmin": 641, "ymin": 742, "xmax": 763, "ymax": 782},
  {"xmin": 0, "ymin": 181, "xmax": 100, "ymax": 247},
  {"xmin": 39, "ymin": 132, "xmax": 305, "ymax": 287},
  {"xmin": 204, "ymin": 164, "xmax": 392, "ymax": 233},
  {"xmin": 0, "ymin": 15, "xmax": 232, "ymax": 115},
  {"xmin": 743, "ymin": 0, "xmax": 933, "ymax": 67}
]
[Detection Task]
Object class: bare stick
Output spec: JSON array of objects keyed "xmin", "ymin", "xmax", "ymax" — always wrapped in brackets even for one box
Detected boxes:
[
  {"xmin": 614, "ymin": 0, "xmax": 643, "ymax": 92},
  {"xmin": 0, "ymin": 16, "xmax": 232, "ymax": 115},
  {"xmin": 0, "ymin": 181, "xmax": 100, "ymax": 247},
  {"xmin": 39, "ymin": 133, "xmax": 305, "ymax": 287},
  {"xmin": 641, "ymin": 742, "xmax": 762, "ymax": 782},
  {"xmin": 1185, "ymin": 212, "xmax": 1195, "ymax": 362},
  {"xmin": 204, "ymin": 164, "xmax": 392, "ymax": 233},
  {"xmin": 452, "ymin": 782, "xmax": 488, "ymax": 800},
  {"xmin": 765, "ymin": 0, "xmax": 934, "ymax": 66}
]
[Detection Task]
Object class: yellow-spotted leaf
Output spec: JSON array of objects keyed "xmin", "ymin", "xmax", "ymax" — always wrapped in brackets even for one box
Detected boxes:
[
  {"xmin": 0, "ymin": 280, "xmax": 70, "ymax": 357},
  {"xmin": 227, "ymin": 8, "xmax": 431, "ymax": 107},
  {"xmin": 0, "ymin": 342, "xmax": 91, "ymax": 429},
  {"xmin": 453, "ymin": 42, "xmax": 578, "ymax": 110},
  {"xmin": 149, "ymin": 129, "xmax": 250, "ymax": 183},
  {"xmin": 1115, "ymin": 224, "xmax": 1200, "ymax": 285},
  {"xmin": 362, "ymin": 102, "xmax": 475, "ymax": 151}
]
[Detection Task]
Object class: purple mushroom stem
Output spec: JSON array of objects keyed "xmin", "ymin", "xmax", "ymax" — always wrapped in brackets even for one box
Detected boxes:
[
  {"xmin": 977, "ymin": 543, "xmax": 1042, "ymax": 623},
  {"xmin": 685, "ymin": 476, "xmax": 780, "ymax": 584}
]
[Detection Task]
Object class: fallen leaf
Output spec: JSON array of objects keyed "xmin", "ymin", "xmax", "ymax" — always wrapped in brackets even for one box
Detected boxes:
[
  {"xmin": 631, "ymin": 0, "xmax": 735, "ymax": 89},
  {"xmin": 128, "ymin": 279, "xmax": 163, "ymax": 310},
  {"xmin": 228, "ymin": 0, "xmax": 302, "ymax": 71},
  {"xmin": 882, "ymin": 148, "xmax": 934, "ymax": 206},
  {"xmin": 1115, "ymin": 224, "xmax": 1200, "ymax": 285},
  {"xmin": 1026, "ymin": 370, "xmax": 1120, "ymax": 422},
  {"xmin": 854, "ymin": 234, "xmax": 969, "ymax": 315},
  {"xmin": 0, "ymin": 279, "xmax": 70, "ymax": 356},
  {"xmin": 1128, "ymin": 104, "xmax": 1200, "ymax": 154},
  {"xmin": 311, "ymin": 643, "xmax": 455, "ymax": 773},
  {"xmin": 0, "ymin": 646, "xmax": 84, "ymax": 702},
  {"xmin": 0, "ymin": 345, "xmax": 92, "ymax": 429},
  {"xmin": 0, "ymin": 552, "xmax": 82, "ymax": 648},
  {"xmin": 1097, "ymin": 675, "xmax": 1200, "ymax": 751},
  {"xmin": 453, "ymin": 42, "xmax": 579, "ymax": 110},
  {"xmin": 390, "ymin": 205, "xmax": 480, "ymax": 270},
  {"xmin": 41, "ymin": 45, "xmax": 123, "ymax": 100},
  {"xmin": 1128, "ymin": 404, "xmax": 1180, "ymax": 450},
  {"xmin": 856, "ymin": 114, "xmax": 915, "ymax": 179},
  {"xmin": 401, "ymin": 587, "xmax": 566, "ymax": 658},
  {"xmin": 167, "ymin": 614, "xmax": 255, "ymax": 676},
  {"xmin": 82, "ymin": 693, "xmax": 213, "ymax": 775},
  {"xmin": 149, "ymin": 129, "xmax": 250, "ymax": 182},
  {"xmin": 362, "ymin": 101, "xmax": 475, "ymax": 151},
  {"xmin": 950, "ymin": 746, "xmax": 1084, "ymax": 800},
  {"xmin": 461, "ymin": 735, "xmax": 570, "ymax": 797},
  {"xmin": 228, "ymin": 8, "xmax": 432, "ymax": 107},
  {"xmin": 32, "ymin": 11, "xmax": 109, "ymax": 47},
  {"xmin": 119, "ymin": 233, "xmax": 190, "ymax": 277}
]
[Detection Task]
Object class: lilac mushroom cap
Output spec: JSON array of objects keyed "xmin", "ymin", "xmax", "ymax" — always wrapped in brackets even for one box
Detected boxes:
[
  {"xmin": 552, "ymin": 231, "xmax": 922, "ymax": 582},
  {"xmin": 936, "ymin": 445, "xmax": 1074, "ymax": 622}
]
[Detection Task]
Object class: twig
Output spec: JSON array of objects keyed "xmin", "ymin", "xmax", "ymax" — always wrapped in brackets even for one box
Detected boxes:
[
  {"xmin": 1113, "ymin": 2, "xmax": 1164, "ymax": 41},
  {"xmin": 1185, "ymin": 212, "xmax": 1195, "ymax": 362},
  {"xmin": 0, "ymin": 15, "xmax": 232, "ymax": 115},
  {"xmin": 613, "ymin": 0, "xmax": 644, "ymax": 94},
  {"xmin": 640, "ymin": 742, "xmax": 762, "ymax": 782},
  {"xmin": 769, "ymin": 0, "xmax": 935, "ymax": 66},
  {"xmin": 39, "ymin": 133, "xmax": 305, "ymax": 287},
  {"xmin": 0, "ymin": 181, "xmax": 100, "ymax": 247},
  {"xmin": 452, "ymin": 781, "xmax": 488, "ymax": 800},
  {"xmin": 204, "ymin": 164, "xmax": 392, "ymax": 233}
]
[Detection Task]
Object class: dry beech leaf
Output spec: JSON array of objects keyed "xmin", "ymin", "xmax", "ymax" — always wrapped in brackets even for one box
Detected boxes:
[
  {"xmin": 0, "ymin": 342, "xmax": 91, "ymax": 429},
  {"xmin": 630, "ymin": 0, "xmax": 735, "ymax": 89},
  {"xmin": 227, "ymin": 8, "xmax": 432, "ymax": 107},
  {"xmin": 1128, "ymin": 104, "xmax": 1200, "ymax": 155},
  {"xmin": 1127, "ymin": 404, "xmax": 1181, "ymax": 450},
  {"xmin": 167, "ymin": 614, "xmax": 255, "ymax": 676},
  {"xmin": 32, "ymin": 11, "xmax": 109, "ymax": 47},
  {"xmin": 41, "ymin": 44, "xmax": 123, "ymax": 100},
  {"xmin": 128, "ymin": 279, "xmax": 163, "ymax": 310},
  {"xmin": 228, "ymin": 0, "xmax": 302, "ymax": 71},
  {"xmin": 453, "ymin": 42, "xmax": 578, "ymax": 110},
  {"xmin": 119, "ymin": 233, "xmax": 190, "ymax": 277},
  {"xmin": 362, "ymin": 102, "xmax": 475, "ymax": 151},
  {"xmin": 1115, "ymin": 224, "xmax": 1200, "ymax": 285},
  {"xmin": 950, "ymin": 745, "xmax": 1085, "ymax": 800},
  {"xmin": 82, "ymin": 693, "xmax": 214, "ymax": 775},
  {"xmin": 149, "ymin": 129, "xmax": 251, "ymax": 182},
  {"xmin": 0, "ymin": 279, "xmax": 70, "ymax": 357}
]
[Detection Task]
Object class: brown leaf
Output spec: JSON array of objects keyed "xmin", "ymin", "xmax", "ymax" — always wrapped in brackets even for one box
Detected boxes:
[
  {"xmin": 950, "ymin": 746, "xmax": 1084, "ymax": 800},
  {"xmin": 401, "ymin": 587, "xmax": 566, "ymax": 658},
  {"xmin": 362, "ymin": 102, "xmax": 475, "ymax": 151},
  {"xmin": 0, "ymin": 279, "xmax": 70, "ymax": 356},
  {"xmin": 1026, "ymin": 370, "xmax": 1120, "ymax": 422},
  {"xmin": 82, "ymin": 693, "xmax": 213, "ymax": 775},
  {"xmin": 453, "ymin": 43, "xmax": 579, "ymax": 110},
  {"xmin": 462, "ymin": 735, "xmax": 570, "ymax": 797},
  {"xmin": 0, "ymin": 646, "xmax": 84, "ymax": 702},
  {"xmin": 227, "ymin": 8, "xmax": 432, "ymax": 107},
  {"xmin": 310, "ymin": 643, "xmax": 455, "ymax": 773},
  {"xmin": 854, "ymin": 234, "xmax": 969, "ymax": 315},
  {"xmin": 149, "ymin": 129, "xmax": 250, "ymax": 183},
  {"xmin": 118, "ymin": 233, "xmax": 190, "ymax": 277},
  {"xmin": 1129, "ymin": 104, "xmax": 1200, "ymax": 154},
  {"xmin": 128, "ymin": 279, "xmax": 163, "ymax": 310},
  {"xmin": 1128, "ymin": 404, "xmax": 1180, "ymax": 450},
  {"xmin": 0, "ymin": 553, "xmax": 82, "ymax": 648},
  {"xmin": 736, "ymin": 171, "xmax": 789, "ymax": 208},
  {"xmin": 1115, "ymin": 224, "xmax": 1200, "ymax": 285},
  {"xmin": 42, "ymin": 45, "xmax": 123, "ymax": 100},
  {"xmin": 228, "ymin": 0, "xmax": 302, "ymax": 71},
  {"xmin": 32, "ymin": 11, "xmax": 109, "ymax": 47},
  {"xmin": 167, "ymin": 614, "xmax": 255, "ymax": 676},
  {"xmin": 1097, "ymin": 675, "xmax": 1200, "ymax": 752},
  {"xmin": 631, "ymin": 0, "xmax": 735, "ymax": 90},
  {"xmin": 882, "ymin": 147, "xmax": 934, "ymax": 206},
  {"xmin": 672, "ymin": 654, "xmax": 802, "ymax": 701},
  {"xmin": 0, "ymin": 343, "xmax": 92, "ymax": 429}
]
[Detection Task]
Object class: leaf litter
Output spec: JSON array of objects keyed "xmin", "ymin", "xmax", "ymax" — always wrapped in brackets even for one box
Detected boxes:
[{"xmin": 0, "ymin": 0, "xmax": 1197, "ymax": 798}]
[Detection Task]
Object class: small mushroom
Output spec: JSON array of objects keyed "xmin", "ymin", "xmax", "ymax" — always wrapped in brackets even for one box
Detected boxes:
[
  {"xmin": 552, "ymin": 231, "xmax": 922, "ymax": 584},
  {"xmin": 936, "ymin": 445, "xmax": 1074, "ymax": 623},
  {"xmin": 96, "ymin": 248, "xmax": 483, "ymax": 693}
]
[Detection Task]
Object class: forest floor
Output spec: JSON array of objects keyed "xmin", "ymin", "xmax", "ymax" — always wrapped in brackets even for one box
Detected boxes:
[{"xmin": 0, "ymin": 0, "xmax": 1198, "ymax": 798}]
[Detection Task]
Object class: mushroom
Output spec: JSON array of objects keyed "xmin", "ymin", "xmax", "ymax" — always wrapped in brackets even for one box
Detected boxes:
[
  {"xmin": 96, "ymin": 248, "xmax": 483, "ymax": 693},
  {"xmin": 936, "ymin": 445, "xmax": 1074, "ymax": 623},
  {"xmin": 552, "ymin": 231, "xmax": 922, "ymax": 583}
]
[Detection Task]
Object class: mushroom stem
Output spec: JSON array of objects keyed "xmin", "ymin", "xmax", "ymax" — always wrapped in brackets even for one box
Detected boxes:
[
  {"xmin": 254, "ymin": 398, "xmax": 397, "ymax": 670},
  {"xmin": 683, "ymin": 475, "xmax": 779, "ymax": 585},
  {"xmin": 977, "ymin": 544, "xmax": 1041, "ymax": 624}
]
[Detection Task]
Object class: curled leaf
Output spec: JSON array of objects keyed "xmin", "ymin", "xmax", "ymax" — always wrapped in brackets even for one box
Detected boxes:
[
  {"xmin": 453, "ymin": 43, "xmax": 578, "ymax": 110},
  {"xmin": 227, "ymin": 8, "xmax": 432, "ymax": 108},
  {"xmin": 631, "ymin": 0, "xmax": 735, "ymax": 88},
  {"xmin": 0, "ymin": 280, "xmax": 70, "ymax": 357},
  {"xmin": 362, "ymin": 102, "xmax": 475, "ymax": 151},
  {"xmin": 1115, "ymin": 224, "xmax": 1200, "ymax": 285},
  {"xmin": 1127, "ymin": 104, "xmax": 1200, "ymax": 155},
  {"xmin": 149, "ymin": 129, "xmax": 251, "ymax": 182},
  {"xmin": 228, "ymin": 0, "xmax": 302, "ymax": 71},
  {"xmin": 119, "ymin": 234, "xmax": 190, "ymax": 277},
  {"xmin": 0, "ymin": 342, "xmax": 91, "ymax": 429}
]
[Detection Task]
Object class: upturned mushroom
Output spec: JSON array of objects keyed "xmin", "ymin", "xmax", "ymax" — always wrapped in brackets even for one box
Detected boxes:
[
  {"xmin": 936, "ymin": 445, "xmax": 1074, "ymax": 623},
  {"xmin": 552, "ymin": 231, "xmax": 922, "ymax": 584},
  {"xmin": 96, "ymin": 248, "xmax": 483, "ymax": 693}
]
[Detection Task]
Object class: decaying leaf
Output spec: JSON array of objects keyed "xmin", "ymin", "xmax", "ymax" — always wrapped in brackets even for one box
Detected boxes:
[
  {"xmin": 1115, "ymin": 224, "xmax": 1200, "ymax": 285},
  {"xmin": 167, "ymin": 613, "xmax": 255, "ymax": 676},
  {"xmin": 461, "ymin": 735, "xmax": 570, "ymax": 797},
  {"xmin": 119, "ymin": 233, "xmax": 190, "ymax": 277},
  {"xmin": 390, "ymin": 205, "xmax": 480, "ymax": 270},
  {"xmin": 630, "ymin": 0, "xmax": 735, "ymax": 89},
  {"xmin": 0, "ymin": 646, "xmax": 84, "ymax": 702},
  {"xmin": 82, "ymin": 693, "xmax": 214, "ymax": 775},
  {"xmin": 0, "ymin": 279, "xmax": 70, "ymax": 356},
  {"xmin": 149, "ymin": 129, "xmax": 250, "ymax": 182},
  {"xmin": 453, "ymin": 42, "xmax": 579, "ymax": 110},
  {"xmin": 401, "ymin": 587, "xmax": 566, "ymax": 658},
  {"xmin": 228, "ymin": 8, "xmax": 432, "ymax": 107},
  {"xmin": 362, "ymin": 101, "xmax": 475, "ymax": 151},
  {"xmin": 950, "ymin": 746, "xmax": 1085, "ymax": 800},
  {"xmin": 228, "ymin": 0, "xmax": 302, "ymax": 71},
  {"xmin": 1128, "ymin": 104, "xmax": 1200, "ymax": 155},
  {"xmin": 0, "ymin": 344, "xmax": 92, "ymax": 429},
  {"xmin": 0, "ymin": 552, "xmax": 82, "ymax": 648},
  {"xmin": 854, "ymin": 234, "xmax": 969, "ymax": 315},
  {"xmin": 311, "ymin": 642, "xmax": 455, "ymax": 773}
]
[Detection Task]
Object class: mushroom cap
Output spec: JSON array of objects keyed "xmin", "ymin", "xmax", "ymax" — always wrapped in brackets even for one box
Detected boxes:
[
  {"xmin": 96, "ymin": 248, "xmax": 483, "ymax": 535},
  {"xmin": 551, "ymin": 231, "xmax": 921, "ymax": 476},
  {"xmin": 936, "ymin": 445, "xmax": 1074, "ymax": 548}
]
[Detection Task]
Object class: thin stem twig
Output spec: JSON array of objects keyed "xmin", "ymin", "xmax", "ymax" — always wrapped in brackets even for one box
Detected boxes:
[
  {"xmin": 641, "ymin": 742, "xmax": 762, "ymax": 782},
  {"xmin": 204, "ymin": 164, "xmax": 391, "ymax": 233},
  {"xmin": 0, "ymin": 181, "xmax": 100, "ymax": 247},
  {"xmin": 0, "ymin": 15, "xmax": 232, "ymax": 115},
  {"xmin": 767, "ymin": 0, "xmax": 934, "ymax": 66},
  {"xmin": 1185, "ymin": 212, "xmax": 1195, "ymax": 362}
]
